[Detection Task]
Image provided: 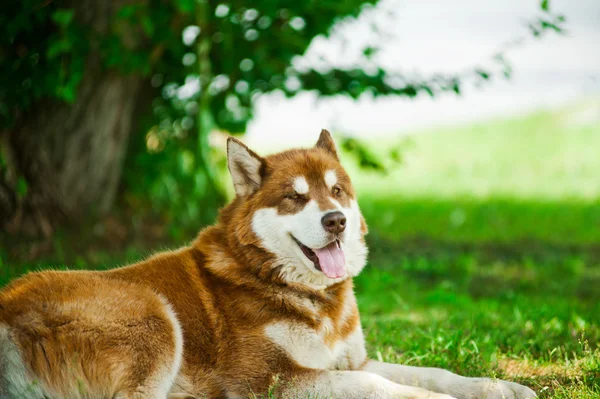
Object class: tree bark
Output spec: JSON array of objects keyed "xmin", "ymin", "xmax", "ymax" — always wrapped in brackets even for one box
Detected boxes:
[
  {"xmin": 1, "ymin": 0, "xmax": 145, "ymax": 237},
  {"xmin": 3, "ymin": 63, "xmax": 142, "ymax": 237}
]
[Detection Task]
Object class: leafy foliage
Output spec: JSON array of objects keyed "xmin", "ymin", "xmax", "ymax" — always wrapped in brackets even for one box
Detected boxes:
[
  {"xmin": 0, "ymin": 0, "xmax": 567, "ymax": 234},
  {"xmin": 0, "ymin": 1, "xmax": 88, "ymax": 124},
  {"xmin": 1, "ymin": 0, "xmax": 566, "ymax": 131}
]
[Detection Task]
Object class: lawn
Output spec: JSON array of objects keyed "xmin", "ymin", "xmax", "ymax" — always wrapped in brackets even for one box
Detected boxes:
[
  {"xmin": 1, "ymin": 102, "xmax": 599, "ymax": 398},
  {"xmin": 357, "ymin": 201, "xmax": 599, "ymax": 398},
  {"xmin": 353, "ymin": 102, "xmax": 600, "ymax": 398}
]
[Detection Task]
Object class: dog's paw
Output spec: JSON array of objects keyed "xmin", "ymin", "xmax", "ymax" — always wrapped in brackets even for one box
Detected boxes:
[
  {"xmin": 419, "ymin": 393, "xmax": 457, "ymax": 399},
  {"xmin": 427, "ymin": 394, "xmax": 457, "ymax": 399},
  {"xmin": 480, "ymin": 379, "xmax": 537, "ymax": 399},
  {"xmin": 167, "ymin": 394, "xmax": 197, "ymax": 399},
  {"xmin": 401, "ymin": 393, "xmax": 456, "ymax": 399},
  {"xmin": 498, "ymin": 380, "xmax": 537, "ymax": 398},
  {"xmin": 393, "ymin": 387, "xmax": 456, "ymax": 399}
]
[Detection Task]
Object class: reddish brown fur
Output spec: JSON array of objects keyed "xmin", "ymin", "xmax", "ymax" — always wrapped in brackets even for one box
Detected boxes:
[
  {"xmin": 0, "ymin": 137, "xmax": 365, "ymax": 398},
  {"xmin": 0, "ymin": 272, "xmax": 179, "ymax": 397}
]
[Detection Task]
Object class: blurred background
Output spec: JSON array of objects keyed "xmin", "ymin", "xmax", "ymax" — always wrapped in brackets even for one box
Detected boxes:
[{"xmin": 1, "ymin": 0, "xmax": 599, "ymax": 396}]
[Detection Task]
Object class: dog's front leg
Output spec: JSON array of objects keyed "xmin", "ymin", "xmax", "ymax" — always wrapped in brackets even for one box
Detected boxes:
[
  {"xmin": 363, "ymin": 360, "xmax": 536, "ymax": 399},
  {"xmin": 279, "ymin": 369, "xmax": 456, "ymax": 399}
]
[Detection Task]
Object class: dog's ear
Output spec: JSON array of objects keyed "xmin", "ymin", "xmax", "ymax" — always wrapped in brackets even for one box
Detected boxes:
[
  {"xmin": 315, "ymin": 129, "xmax": 338, "ymax": 160},
  {"xmin": 227, "ymin": 137, "xmax": 265, "ymax": 197}
]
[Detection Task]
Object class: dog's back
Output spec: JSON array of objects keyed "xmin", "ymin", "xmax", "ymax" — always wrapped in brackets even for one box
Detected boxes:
[{"xmin": 0, "ymin": 269, "xmax": 184, "ymax": 399}]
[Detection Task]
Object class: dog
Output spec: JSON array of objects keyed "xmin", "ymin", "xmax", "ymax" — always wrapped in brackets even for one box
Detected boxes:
[{"xmin": 0, "ymin": 130, "xmax": 536, "ymax": 398}]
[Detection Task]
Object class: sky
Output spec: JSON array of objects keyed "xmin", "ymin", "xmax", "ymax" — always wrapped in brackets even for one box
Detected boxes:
[{"xmin": 245, "ymin": 0, "xmax": 600, "ymax": 146}]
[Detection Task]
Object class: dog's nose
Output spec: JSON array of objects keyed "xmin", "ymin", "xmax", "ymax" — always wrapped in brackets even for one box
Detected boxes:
[{"xmin": 321, "ymin": 211, "xmax": 347, "ymax": 234}]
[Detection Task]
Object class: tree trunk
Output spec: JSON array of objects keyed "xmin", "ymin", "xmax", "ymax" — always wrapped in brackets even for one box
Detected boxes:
[
  {"xmin": 1, "ymin": 1, "xmax": 146, "ymax": 237},
  {"xmin": 2, "ymin": 63, "xmax": 142, "ymax": 237}
]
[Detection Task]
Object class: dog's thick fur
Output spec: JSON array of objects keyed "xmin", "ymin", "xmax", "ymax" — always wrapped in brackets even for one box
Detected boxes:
[{"xmin": 0, "ymin": 131, "xmax": 536, "ymax": 399}]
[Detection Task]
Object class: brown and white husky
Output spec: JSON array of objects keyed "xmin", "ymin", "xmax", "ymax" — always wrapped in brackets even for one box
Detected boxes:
[{"xmin": 0, "ymin": 130, "xmax": 536, "ymax": 399}]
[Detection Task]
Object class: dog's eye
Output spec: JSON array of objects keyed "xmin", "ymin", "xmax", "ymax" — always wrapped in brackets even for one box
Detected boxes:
[
  {"xmin": 333, "ymin": 186, "xmax": 342, "ymax": 196},
  {"xmin": 286, "ymin": 193, "xmax": 301, "ymax": 200}
]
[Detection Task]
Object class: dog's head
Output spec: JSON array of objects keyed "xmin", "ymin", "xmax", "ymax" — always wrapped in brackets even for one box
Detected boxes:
[{"xmin": 225, "ymin": 130, "xmax": 368, "ymax": 289}]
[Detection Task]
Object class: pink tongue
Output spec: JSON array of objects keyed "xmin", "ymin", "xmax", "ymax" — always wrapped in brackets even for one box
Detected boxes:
[{"xmin": 313, "ymin": 242, "xmax": 346, "ymax": 279}]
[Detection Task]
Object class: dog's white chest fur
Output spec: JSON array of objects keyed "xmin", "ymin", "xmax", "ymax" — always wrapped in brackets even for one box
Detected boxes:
[{"xmin": 265, "ymin": 319, "xmax": 367, "ymax": 370}]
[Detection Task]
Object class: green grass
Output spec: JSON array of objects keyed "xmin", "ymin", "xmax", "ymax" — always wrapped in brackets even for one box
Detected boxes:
[
  {"xmin": 2, "ymin": 102, "xmax": 600, "ymax": 397},
  {"xmin": 351, "ymin": 103, "xmax": 600, "ymax": 398},
  {"xmin": 356, "ymin": 226, "xmax": 599, "ymax": 398}
]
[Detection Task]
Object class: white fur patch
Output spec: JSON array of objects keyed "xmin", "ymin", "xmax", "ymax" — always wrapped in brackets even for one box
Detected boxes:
[
  {"xmin": 252, "ymin": 199, "xmax": 367, "ymax": 289},
  {"xmin": 264, "ymin": 321, "xmax": 366, "ymax": 370},
  {"xmin": 324, "ymin": 170, "xmax": 337, "ymax": 188},
  {"xmin": 284, "ymin": 369, "xmax": 448, "ymax": 399},
  {"xmin": 337, "ymin": 327, "xmax": 367, "ymax": 369},
  {"xmin": 158, "ymin": 296, "xmax": 184, "ymax": 397},
  {"xmin": 0, "ymin": 325, "xmax": 46, "ymax": 398},
  {"xmin": 340, "ymin": 290, "xmax": 358, "ymax": 325},
  {"xmin": 329, "ymin": 197, "xmax": 343, "ymax": 210},
  {"xmin": 364, "ymin": 361, "xmax": 535, "ymax": 399},
  {"xmin": 293, "ymin": 176, "xmax": 309, "ymax": 194}
]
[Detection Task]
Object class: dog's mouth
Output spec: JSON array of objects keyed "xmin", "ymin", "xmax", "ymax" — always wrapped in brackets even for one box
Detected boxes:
[{"xmin": 291, "ymin": 236, "xmax": 346, "ymax": 279}]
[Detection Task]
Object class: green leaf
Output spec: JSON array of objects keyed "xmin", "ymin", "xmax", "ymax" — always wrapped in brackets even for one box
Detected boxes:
[
  {"xmin": 117, "ymin": 5, "xmax": 138, "ymax": 19},
  {"xmin": 476, "ymin": 70, "xmax": 490, "ymax": 80},
  {"xmin": 56, "ymin": 85, "xmax": 77, "ymax": 102},
  {"xmin": 175, "ymin": 0, "xmax": 195, "ymax": 14},
  {"xmin": 541, "ymin": 0, "xmax": 549, "ymax": 12},
  {"xmin": 451, "ymin": 79, "xmax": 461, "ymax": 95},
  {"xmin": 362, "ymin": 46, "xmax": 377, "ymax": 58},
  {"xmin": 46, "ymin": 39, "xmax": 72, "ymax": 59},
  {"xmin": 15, "ymin": 177, "xmax": 28, "ymax": 198},
  {"xmin": 51, "ymin": 9, "xmax": 75, "ymax": 27},
  {"xmin": 141, "ymin": 16, "xmax": 155, "ymax": 36}
]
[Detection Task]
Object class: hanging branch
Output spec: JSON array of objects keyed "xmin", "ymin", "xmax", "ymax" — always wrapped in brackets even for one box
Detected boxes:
[{"xmin": 195, "ymin": 0, "xmax": 223, "ymax": 205}]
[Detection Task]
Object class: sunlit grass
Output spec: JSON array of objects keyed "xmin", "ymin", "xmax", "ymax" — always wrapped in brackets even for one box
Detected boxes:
[
  {"xmin": 356, "ymin": 260, "xmax": 600, "ymax": 398},
  {"xmin": 350, "ymin": 103, "xmax": 600, "ymax": 397},
  {"xmin": 349, "ymin": 99, "xmax": 600, "ymax": 201}
]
